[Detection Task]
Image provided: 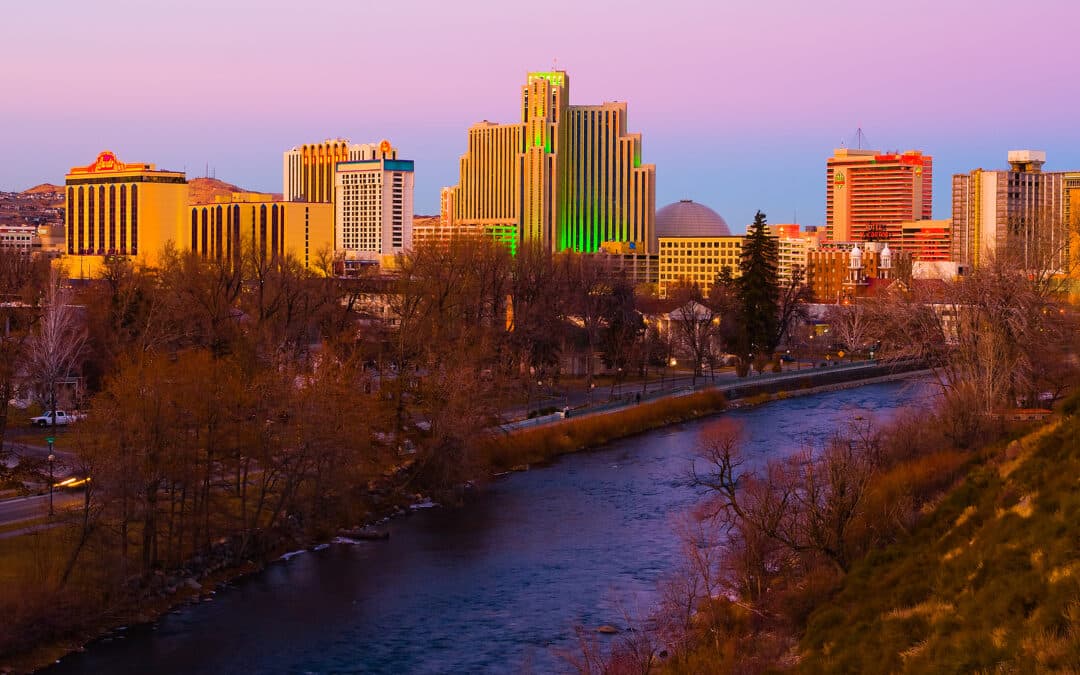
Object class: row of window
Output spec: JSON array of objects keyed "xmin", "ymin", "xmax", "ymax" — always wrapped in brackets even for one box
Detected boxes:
[
  {"xmin": 188, "ymin": 204, "xmax": 285, "ymax": 262},
  {"xmin": 660, "ymin": 240, "xmax": 741, "ymax": 249},
  {"xmin": 67, "ymin": 184, "xmax": 138, "ymax": 255}
]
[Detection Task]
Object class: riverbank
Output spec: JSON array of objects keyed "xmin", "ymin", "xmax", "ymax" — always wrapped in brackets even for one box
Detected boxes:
[
  {"xmin": 643, "ymin": 390, "xmax": 1076, "ymax": 672},
  {"xmin": 483, "ymin": 362, "xmax": 930, "ymax": 470},
  {"xmin": 5, "ymin": 364, "xmax": 928, "ymax": 673}
]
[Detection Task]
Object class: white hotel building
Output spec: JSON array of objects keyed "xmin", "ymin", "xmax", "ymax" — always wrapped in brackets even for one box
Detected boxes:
[{"xmin": 334, "ymin": 147, "xmax": 414, "ymax": 261}]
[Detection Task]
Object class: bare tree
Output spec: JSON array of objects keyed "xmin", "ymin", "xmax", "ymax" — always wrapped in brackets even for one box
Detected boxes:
[
  {"xmin": 26, "ymin": 269, "xmax": 86, "ymax": 426},
  {"xmin": 0, "ymin": 248, "xmax": 48, "ymax": 443},
  {"xmin": 774, "ymin": 264, "xmax": 812, "ymax": 351},
  {"xmin": 668, "ymin": 286, "xmax": 719, "ymax": 385},
  {"xmin": 825, "ymin": 301, "xmax": 875, "ymax": 361},
  {"xmin": 690, "ymin": 420, "xmax": 879, "ymax": 576}
]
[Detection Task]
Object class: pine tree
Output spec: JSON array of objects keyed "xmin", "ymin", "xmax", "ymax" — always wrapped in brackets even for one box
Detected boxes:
[{"xmin": 738, "ymin": 210, "xmax": 780, "ymax": 358}]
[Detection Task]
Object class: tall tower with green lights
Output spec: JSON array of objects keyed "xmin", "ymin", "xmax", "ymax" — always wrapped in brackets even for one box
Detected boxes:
[
  {"xmin": 519, "ymin": 72, "xmax": 569, "ymax": 249},
  {"xmin": 443, "ymin": 70, "xmax": 655, "ymax": 255}
]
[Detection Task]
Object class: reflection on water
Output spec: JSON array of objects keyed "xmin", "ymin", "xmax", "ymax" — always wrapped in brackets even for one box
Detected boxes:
[{"xmin": 47, "ymin": 378, "xmax": 935, "ymax": 674}]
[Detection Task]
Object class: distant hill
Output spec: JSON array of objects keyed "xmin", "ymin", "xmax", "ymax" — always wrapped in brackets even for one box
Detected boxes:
[
  {"xmin": 188, "ymin": 177, "xmax": 247, "ymax": 204},
  {"xmin": 21, "ymin": 183, "xmax": 63, "ymax": 195}
]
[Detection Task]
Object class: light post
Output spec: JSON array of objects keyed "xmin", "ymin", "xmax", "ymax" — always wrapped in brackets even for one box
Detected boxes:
[
  {"xmin": 47, "ymin": 445, "xmax": 56, "ymax": 517},
  {"xmin": 528, "ymin": 366, "xmax": 535, "ymax": 419}
]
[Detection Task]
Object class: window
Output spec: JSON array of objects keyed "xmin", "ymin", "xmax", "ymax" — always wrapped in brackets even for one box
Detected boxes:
[
  {"xmin": 130, "ymin": 185, "xmax": 138, "ymax": 254},
  {"xmin": 119, "ymin": 185, "xmax": 127, "ymax": 253},
  {"xmin": 87, "ymin": 186, "xmax": 95, "ymax": 252}
]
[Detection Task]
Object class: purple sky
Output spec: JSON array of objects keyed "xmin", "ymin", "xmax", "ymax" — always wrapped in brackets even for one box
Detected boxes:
[{"xmin": 3, "ymin": 0, "xmax": 1078, "ymax": 228}]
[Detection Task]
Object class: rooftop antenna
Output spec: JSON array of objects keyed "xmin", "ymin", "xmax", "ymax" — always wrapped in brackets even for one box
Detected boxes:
[{"xmin": 854, "ymin": 126, "xmax": 869, "ymax": 150}]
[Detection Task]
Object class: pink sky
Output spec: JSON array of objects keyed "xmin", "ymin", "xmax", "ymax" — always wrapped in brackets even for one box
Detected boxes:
[{"xmin": 2, "ymin": 0, "xmax": 1078, "ymax": 227}]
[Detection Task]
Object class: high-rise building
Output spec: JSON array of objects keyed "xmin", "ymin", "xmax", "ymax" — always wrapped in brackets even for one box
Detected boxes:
[
  {"xmin": 952, "ymin": 151, "xmax": 1068, "ymax": 270},
  {"xmin": 826, "ymin": 149, "xmax": 932, "ymax": 243},
  {"xmin": 443, "ymin": 71, "xmax": 656, "ymax": 254},
  {"xmin": 334, "ymin": 141, "xmax": 414, "ymax": 262},
  {"xmin": 65, "ymin": 151, "xmax": 188, "ymax": 278},
  {"xmin": 283, "ymin": 140, "xmax": 396, "ymax": 204}
]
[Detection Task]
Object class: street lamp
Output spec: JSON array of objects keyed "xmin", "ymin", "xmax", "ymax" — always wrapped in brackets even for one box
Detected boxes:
[{"xmin": 47, "ymin": 450, "xmax": 56, "ymax": 517}]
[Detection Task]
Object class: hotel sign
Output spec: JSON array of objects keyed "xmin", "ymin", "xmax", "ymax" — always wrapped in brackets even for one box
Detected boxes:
[
  {"xmin": 529, "ymin": 71, "xmax": 565, "ymax": 88},
  {"xmin": 87, "ymin": 151, "xmax": 125, "ymax": 173}
]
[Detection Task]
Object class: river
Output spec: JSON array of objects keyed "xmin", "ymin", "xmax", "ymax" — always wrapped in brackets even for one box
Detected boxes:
[{"xmin": 45, "ymin": 378, "xmax": 937, "ymax": 674}]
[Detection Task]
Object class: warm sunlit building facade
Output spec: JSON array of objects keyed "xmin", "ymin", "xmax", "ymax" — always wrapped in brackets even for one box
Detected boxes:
[
  {"xmin": 334, "ymin": 142, "xmax": 414, "ymax": 262},
  {"xmin": 443, "ymin": 71, "xmax": 656, "ymax": 254},
  {"xmin": 64, "ymin": 151, "xmax": 188, "ymax": 278},
  {"xmin": 768, "ymin": 224, "xmax": 819, "ymax": 284},
  {"xmin": 0, "ymin": 225, "xmax": 37, "ymax": 253},
  {"xmin": 806, "ymin": 242, "xmax": 892, "ymax": 303},
  {"xmin": 826, "ymin": 149, "xmax": 933, "ymax": 243},
  {"xmin": 654, "ymin": 200, "xmax": 744, "ymax": 298},
  {"xmin": 186, "ymin": 193, "xmax": 334, "ymax": 272},
  {"xmin": 65, "ymin": 151, "xmax": 335, "ymax": 279},
  {"xmin": 897, "ymin": 219, "xmax": 951, "ymax": 262},
  {"xmin": 596, "ymin": 241, "xmax": 658, "ymax": 287},
  {"xmin": 952, "ymin": 151, "xmax": 1068, "ymax": 271},
  {"xmin": 659, "ymin": 236, "xmax": 744, "ymax": 298},
  {"xmin": 283, "ymin": 140, "xmax": 397, "ymax": 204}
]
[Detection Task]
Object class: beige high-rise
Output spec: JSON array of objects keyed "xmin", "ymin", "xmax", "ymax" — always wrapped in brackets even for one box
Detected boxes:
[
  {"xmin": 444, "ymin": 71, "xmax": 656, "ymax": 254},
  {"xmin": 952, "ymin": 151, "xmax": 1068, "ymax": 271}
]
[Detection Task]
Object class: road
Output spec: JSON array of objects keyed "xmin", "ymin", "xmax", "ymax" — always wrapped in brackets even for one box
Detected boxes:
[
  {"xmin": 509, "ymin": 360, "xmax": 833, "ymax": 422},
  {"xmin": 0, "ymin": 492, "xmax": 82, "ymax": 538}
]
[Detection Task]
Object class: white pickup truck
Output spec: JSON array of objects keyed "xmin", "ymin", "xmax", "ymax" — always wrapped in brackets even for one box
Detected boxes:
[{"xmin": 29, "ymin": 410, "xmax": 85, "ymax": 427}]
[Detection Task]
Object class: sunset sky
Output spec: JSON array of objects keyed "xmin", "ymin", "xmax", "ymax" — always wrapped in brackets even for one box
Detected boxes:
[{"xmin": 2, "ymin": 0, "xmax": 1077, "ymax": 227}]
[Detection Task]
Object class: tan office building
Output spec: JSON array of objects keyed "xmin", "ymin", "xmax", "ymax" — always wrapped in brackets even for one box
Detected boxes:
[{"xmin": 443, "ymin": 71, "xmax": 655, "ymax": 254}]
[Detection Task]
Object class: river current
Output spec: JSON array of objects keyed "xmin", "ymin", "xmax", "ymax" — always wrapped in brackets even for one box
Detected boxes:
[{"xmin": 46, "ymin": 378, "xmax": 936, "ymax": 674}]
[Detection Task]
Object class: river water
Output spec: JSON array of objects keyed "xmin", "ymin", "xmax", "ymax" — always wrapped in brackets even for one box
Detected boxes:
[{"xmin": 46, "ymin": 378, "xmax": 936, "ymax": 674}]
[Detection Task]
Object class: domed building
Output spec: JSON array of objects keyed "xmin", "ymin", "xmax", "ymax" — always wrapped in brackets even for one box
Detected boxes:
[
  {"xmin": 656, "ymin": 200, "xmax": 744, "ymax": 298},
  {"xmin": 655, "ymin": 200, "xmax": 732, "ymax": 240}
]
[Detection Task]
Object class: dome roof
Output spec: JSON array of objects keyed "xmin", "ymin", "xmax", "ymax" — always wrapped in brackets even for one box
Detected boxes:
[{"xmin": 655, "ymin": 200, "xmax": 732, "ymax": 238}]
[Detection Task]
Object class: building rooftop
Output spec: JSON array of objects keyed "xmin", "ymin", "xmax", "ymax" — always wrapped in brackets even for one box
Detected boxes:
[{"xmin": 656, "ymin": 200, "xmax": 731, "ymax": 238}]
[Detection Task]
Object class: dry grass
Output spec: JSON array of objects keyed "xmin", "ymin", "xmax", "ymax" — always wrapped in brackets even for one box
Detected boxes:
[{"xmin": 481, "ymin": 390, "xmax": 727, "ymax": 470}]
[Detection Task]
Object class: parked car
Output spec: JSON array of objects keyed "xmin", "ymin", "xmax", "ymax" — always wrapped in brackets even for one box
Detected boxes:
[{"xmin": 29, "ymin": 410, "xmax": 85, "ymax": 427}]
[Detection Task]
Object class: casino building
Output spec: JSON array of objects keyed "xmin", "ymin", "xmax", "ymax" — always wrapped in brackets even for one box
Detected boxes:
[
  {"xmin": 442, "ymin": 71, "xmax": 656, "ymax": 254},
  {"xmin": 64, "ymin": 151, "xmax": 334, "ymax": 278}
]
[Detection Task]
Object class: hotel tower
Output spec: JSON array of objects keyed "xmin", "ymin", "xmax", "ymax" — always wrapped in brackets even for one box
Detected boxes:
[
  {"xmin": 826, "ymin": 148, "xmax": 933, "ymax": 243},
  {"xmin": 443, "ymin": 71, "xmax": 656, "ymax": 254},
  {"xmin": 64, "ymin": 151, "xmax": 188, "ymax": 277}
]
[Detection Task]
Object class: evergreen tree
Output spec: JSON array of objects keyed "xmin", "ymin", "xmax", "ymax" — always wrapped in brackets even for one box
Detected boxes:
[{"xmin": 738, "ymin": 210, "xmax": 780, "ymax": 358}]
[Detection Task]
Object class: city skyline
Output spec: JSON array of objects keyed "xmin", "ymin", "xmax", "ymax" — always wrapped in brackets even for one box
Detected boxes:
[{"xmin": 3, "ymin": 0, "xmax": 1079, "ymax": 228}]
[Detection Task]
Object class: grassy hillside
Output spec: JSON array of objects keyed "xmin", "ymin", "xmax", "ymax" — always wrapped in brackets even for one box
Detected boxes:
[{"xmin": 800, "ymin": 414, "xmax": 1080, "ymax": 672}]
